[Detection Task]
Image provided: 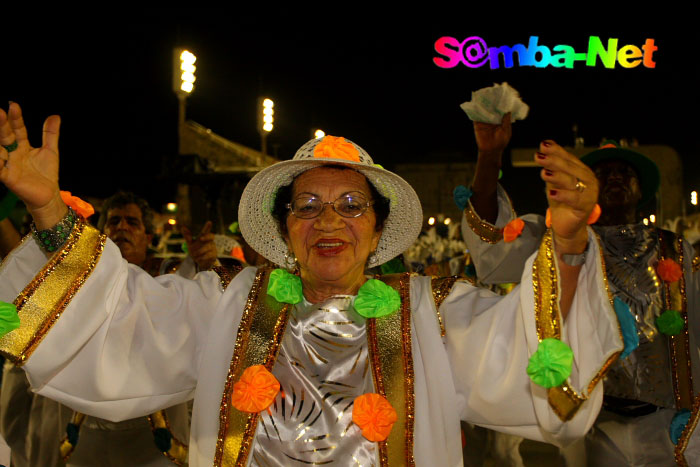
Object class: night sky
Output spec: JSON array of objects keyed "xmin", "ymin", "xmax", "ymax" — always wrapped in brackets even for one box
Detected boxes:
[{"xmin": 3, "ymin": 12, "xmax": 697, "ymax": 216}]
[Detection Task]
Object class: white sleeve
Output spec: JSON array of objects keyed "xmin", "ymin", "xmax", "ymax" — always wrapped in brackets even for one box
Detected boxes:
[
  {"xmin": 461, "ymin": 184, "xmax": 546, "ymax": 284},
  {"xmin": 0, "ymin": 229, "xmax": 239, "ymax": 423},
  {"xmin": 442, "ymin": 228, "xmax": 622, "ymax": 446}
]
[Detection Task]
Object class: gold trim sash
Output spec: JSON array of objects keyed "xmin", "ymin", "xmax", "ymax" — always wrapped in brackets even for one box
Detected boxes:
[
  {"xmin": 675, "ymin": 393, "xmax": 700, "ymax": 466},
  {"xmin": 0, "ymin": 219, "xmax": 106, "ymax": 364},
  {"xmin": 660, "ymin": 232, "xmax": 693, "ymax": 410},
  {"xmin": 430, "ymin": 276, "xmax": 458, "ymax": 337},
  {"xmin": 533, "ymin": 230, "xmax": 620, "ymax": 421},
  {"xmin": 148, "ymin": 409, "xmax": 189, "ymax": 465},
  {"xmin": 214, "ymin": 269, "xmax": 291, "ymax": 466},
  {"xmin": 464, "ymin": 200, "xmax": 504, "ymax": 244},
  {"xmin": 368, "ymin": 273, "xmax": 415, "ymax": 467}
]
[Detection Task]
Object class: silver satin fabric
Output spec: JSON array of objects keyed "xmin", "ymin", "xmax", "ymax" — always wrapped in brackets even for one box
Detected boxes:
[
  {"xmin": 249, "ymin": 296, "xmax": 377, "ymax": 466},
  {"xmin": 594, "ymin": 224, "xmax": 675, "ymax": 408}
]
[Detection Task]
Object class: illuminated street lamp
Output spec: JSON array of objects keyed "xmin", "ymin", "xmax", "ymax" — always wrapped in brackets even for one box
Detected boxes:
[
  {"xmin": 258, "ymin": 98, "xmax": 274, "ymax": 155},
  {"xmin": 314, "ymin": 129, "xmax": 325, "ymax": 139},
  {"xmin": 692, "ymin": 191, "xmax": 698, "ymax": 206},
  {"xmin": 173, "ymin": 48, "xmax": 197, "ymax": 138}
]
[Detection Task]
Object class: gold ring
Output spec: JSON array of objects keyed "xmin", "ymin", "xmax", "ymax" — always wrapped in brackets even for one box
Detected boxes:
[{"xmin": 575, "ymin": 179, "xmax": 586, "ymax": 192}]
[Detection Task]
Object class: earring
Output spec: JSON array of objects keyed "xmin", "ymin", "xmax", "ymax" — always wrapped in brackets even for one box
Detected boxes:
[
  {"xmin": 284, "ymin": 250, "xmax": 299, "ymax": 272},
  {"xmin": 367, "ymin": 251, "xmax": 377, "ymax": 267}
]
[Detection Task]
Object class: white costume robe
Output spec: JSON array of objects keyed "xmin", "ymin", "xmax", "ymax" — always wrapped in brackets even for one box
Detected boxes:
[
  {"xmin": 0, "ymin": 222, "xmax": 623, "ymax": 466},
  {"xmin": 461, "ymin": 185, "xmax": 700, "ymax": 466}
]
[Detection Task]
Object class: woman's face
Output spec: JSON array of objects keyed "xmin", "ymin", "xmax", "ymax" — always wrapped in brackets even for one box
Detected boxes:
[{"xmin": 284, "ymin": 167, "xmax": 382, "ymax": 293}]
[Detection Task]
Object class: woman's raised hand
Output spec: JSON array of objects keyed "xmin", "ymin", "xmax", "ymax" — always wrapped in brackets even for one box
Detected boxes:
[
  {"xmin": 0, "ymin": 103, "xmax": 66, "ymax": 229},
  {"xmin": 535, "ymin": 141, "xmax": 598, "ymax": 254}
]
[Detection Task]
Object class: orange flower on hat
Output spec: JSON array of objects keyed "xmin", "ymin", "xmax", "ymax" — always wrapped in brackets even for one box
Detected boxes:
[
  {"xmin": 231, "ymin": 365, "xmax": 280, "ymax": 413},
  {"xmin": 60, "ymin": 191, "xmax": 95, "ymax": 219},
  {"xmin": 657, "ymin": 259, "xmax": 682, "ymax": 283},
  {"xmin": 352, "ymin": 393, "xmax": 398, "ymax": 442},
  {"xmin": 313, "ymin": 136, "xmax": 360, "ymax": 162},
  {"xmin": 503, "ymin": 218, "xmax": 525, "ymax": 243}
]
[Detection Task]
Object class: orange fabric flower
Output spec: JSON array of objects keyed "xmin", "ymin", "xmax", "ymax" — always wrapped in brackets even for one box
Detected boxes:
[
  {"xmin": 657, "ymin": 259, "xmax": 683, "ymax": 283},
  {"xmin": 352, "ymin": 393, "xmax": 398, "ymax": 442},
  {"xmin": 587, "ymin": 204, "xmax": 602, "ymax": 225},
  {"xmin": 231, "ymin": 365, "xmax": 280, "ymax": 413},
  {"xmin": 313, "ymin": 136, "xmax": 360, "ymax": 162},
  {"xmin": 60, "ymin": 191, "xmax": 95, "ymax": 219},
  {"xmin": 503, "ymin": 218, "xmax": 525, "ymax": 242}
]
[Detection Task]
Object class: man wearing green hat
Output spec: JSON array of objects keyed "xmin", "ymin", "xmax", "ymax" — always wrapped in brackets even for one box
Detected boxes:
[{"xmin": 462, "ymin": 117, "xmax": 700, "ymax": 466}]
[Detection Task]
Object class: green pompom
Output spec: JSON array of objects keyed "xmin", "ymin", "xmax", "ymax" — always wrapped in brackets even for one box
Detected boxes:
[
  {"xmin": 353, "ymin": 279, "xmax": 400, "ymax": 318},
  {"xmin": 181, "ymin": 242, "xmax": 188, "ymax": 254},
  {"xmin": 0, "ymin": 301, "xmax": 20, "ymax": 338},
  {"xmin": 527, "ymin": 338, "xmax": 573, "ymax": 388},
  {"xmin": 267, "ymin": 269, "xmax": 303, "ymax": 305},
  {"xmin": 656, "ymin": 310, "xmax": 684, "ymax": 336}
]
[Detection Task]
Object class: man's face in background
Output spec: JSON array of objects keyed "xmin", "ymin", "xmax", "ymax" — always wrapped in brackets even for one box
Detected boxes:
[{"xmin": 103, "ymin": 203, "xmax": 152, "ymax": 266}]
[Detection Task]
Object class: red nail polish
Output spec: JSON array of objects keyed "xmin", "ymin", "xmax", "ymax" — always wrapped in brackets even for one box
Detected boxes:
[
  {"xmin": 549, "ymin": 189, "xmax": 558, "ymax": 196},
  {"xmin": 545, "ymin": 170, "xmax": 553, "ymax": 176},
  {"xmin": 542, "ymin": 140, "xmax": 552, "ymax": 147},
  {"xmin": 536, "ymin": 152, "xmax": 546, "ymax": 159}
]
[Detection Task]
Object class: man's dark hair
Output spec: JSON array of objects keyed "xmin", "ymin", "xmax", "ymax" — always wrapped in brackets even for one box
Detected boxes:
[
  {"xmin": 97, "ymin": 191, "xmax": 155, "ymax": 234},
  {"xmin": 272, "ymin": 166, "xmax": 391, "ymax": 235}
]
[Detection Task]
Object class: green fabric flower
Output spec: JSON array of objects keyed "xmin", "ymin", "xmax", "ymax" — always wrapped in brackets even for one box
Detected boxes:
[
  {"xmin": 0, "ymin": 301, "xmax": 20, "ymax": 338},
  {"xmin": 353, "ymin": 280, "xmax": 400, "ymax": 319},
  {"xmin": 526, "ymin": 338, "xmax": 573, "ymax": 388},
  {"xmin": 656, "ymin": 310, "xmax": 684, "ymax": 336},
  {"xmin": 267, "ymin": 269, "xmax": 303, "ymax": 305}
]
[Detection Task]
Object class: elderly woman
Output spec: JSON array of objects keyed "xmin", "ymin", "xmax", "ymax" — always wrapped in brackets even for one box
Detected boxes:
[{"xmin": 0, "ymin": 103, "xmax": 622, "ymax": 466}]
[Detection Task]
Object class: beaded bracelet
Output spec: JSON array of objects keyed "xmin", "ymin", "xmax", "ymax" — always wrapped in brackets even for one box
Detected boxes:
[{"xmin": 32, "ymin": 207, "xmax": 77, "ymax": 253}]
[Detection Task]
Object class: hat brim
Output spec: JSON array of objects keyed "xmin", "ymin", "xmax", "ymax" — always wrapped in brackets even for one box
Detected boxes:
[
  {"xmin": 581, "ymin": 147, "xmax": 660, "ymax": 207},
  {"xmin": 238, "ymin": 157, "xmax": 423, "ymax": 268}
]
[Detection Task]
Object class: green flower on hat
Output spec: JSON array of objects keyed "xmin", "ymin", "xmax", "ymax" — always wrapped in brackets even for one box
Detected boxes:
[
  {"xmin": 353, "ymin": 280, "xmax": 400, "ymax": 319},
  {"xmin": 0, "ymin": 301, "xmax": 20, "ymax": 338},
  {"xmin": 268, "ymin": 269, "xmax": 303, "ymax": 305},
  {"xmin": 656, "ymin": 310, "xmax": 684, "ymax": 336},
  {"xmin": 526, "ymin": 338, "xmax": 573, "ymax": 388}
]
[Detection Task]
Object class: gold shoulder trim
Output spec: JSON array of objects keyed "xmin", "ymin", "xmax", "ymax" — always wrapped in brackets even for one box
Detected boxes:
[
  {"xmin": 211, "ymin": 265, "xmax": 243, "ymax": 290},
  {"xmin": 463, "ymin": 200, "xmax": 504, "ymax": 244},
  {"xmin": 533, "ymin": 229, "xmax": 620, "ymax": 421},
  {"xmin": 430, "ymin": 276, "xmax": 458, "ymax": 337},
  {"xmin": 0, "ymin": 219, "xmax": 106, "ymax": 365}
]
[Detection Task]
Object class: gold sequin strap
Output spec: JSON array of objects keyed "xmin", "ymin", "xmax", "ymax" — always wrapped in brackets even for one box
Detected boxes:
[
  {"xmin": 148, "ymin": 409, "xmax": 188, "ymax": 465},
  {"xmin": 430, "ymin": 276, "xmax": 458, "ymax": 337},
  {"xmin": 463, "ymin": 199, "xmax": 504, "ymax": 244},
  {"xmin": 214, "ymin": 268, "xmax": 291, "ymax": 466},
  {"xmin": 533, "ymin": 230, "xmax": 620, "ymax": 421},
  {"xmin": 675, "ymin": 393, "xmax": 700, "ymax": 466},
  {"xmin": 367, "ymin": 272, "xmax": 415, "ymax": 467},
  {"xmin": 211, "ymin": 265, "xmax": 243, "ymax": 290},
  {"xmin": 660, "ymin": 231, "xmax": 693, "ymax": 410},
  {"xmin": 0, "ymin": 219, "xmax": 106, "ymax": 365}
]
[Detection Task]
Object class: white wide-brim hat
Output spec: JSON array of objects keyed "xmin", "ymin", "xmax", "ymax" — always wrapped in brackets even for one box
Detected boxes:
[{"xmin": 238, "ymin": 135, "xmax": 423, "ymax": 268}]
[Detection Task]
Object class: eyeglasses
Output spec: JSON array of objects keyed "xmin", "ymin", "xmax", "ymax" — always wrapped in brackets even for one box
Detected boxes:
[{"xmin": 287, "ymin": 193, "xmax": 374, "ymax": 219}]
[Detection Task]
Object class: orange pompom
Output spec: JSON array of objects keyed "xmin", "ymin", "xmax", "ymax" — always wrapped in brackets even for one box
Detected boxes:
[
  {"xmin": 231, "ymin": 246, "xmax": 246, "ymax": 263},
  {"xmin": 60, "ymin": 191, "xmax": 95, "ymax": 219},
  {"xmin": 587, "ymin": 204, "xmax": 602, "ymax": 225},
  {"xmin": 352, "ymin": 393, "xmax": 398, "ymax": 442},
  {"xmin": 657, "ymin": 259, "xmax": 683, "ymax": 283},
  {"xmin": 231, "ymin": 365, "xmax": 280, "ymax": 413},
  {"xmin": 503, "ymin": 218, "xmax": 525, "ymax": 242},
  {"xmin": 313, "ymin": 136, "xmax": 360, "ymax": 162},
  {"xmin": 545, "ymin": 208, "xmax": 552, "ymax": 228}
]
